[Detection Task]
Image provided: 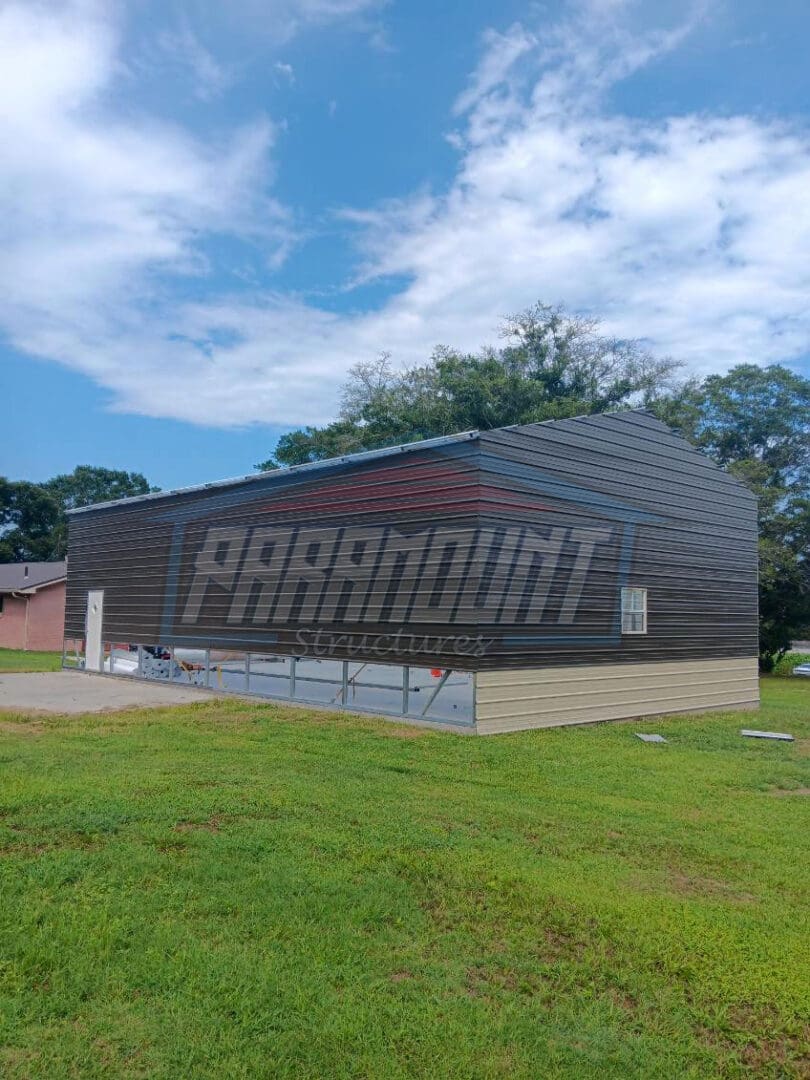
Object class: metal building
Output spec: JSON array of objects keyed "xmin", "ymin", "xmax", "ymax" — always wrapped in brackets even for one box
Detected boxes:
[{"xmin": 63, "ymin": 411, "xmax": 760, "ymax": 733}]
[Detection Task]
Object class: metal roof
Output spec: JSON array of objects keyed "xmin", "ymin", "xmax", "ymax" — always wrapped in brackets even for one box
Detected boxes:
[
  {"xmin": 64, "ymin": 410, "xmax": 688, "ymax": 518},
  {"xmin": 66, "ymin": 430, "xmax": 479, "ymax": 515},
  {"xmin": 0, "ymin": 561, "xmax": 66, "ymax": 593}
]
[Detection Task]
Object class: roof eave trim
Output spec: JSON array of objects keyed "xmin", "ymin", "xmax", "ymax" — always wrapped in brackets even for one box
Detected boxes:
[
  {"xmin": 65, "ymin": 430, "xmax": 480, "ymax": 516},
  {"xmin": 0, "ymin": 576, "xmax": 66, "ymax": 595}
]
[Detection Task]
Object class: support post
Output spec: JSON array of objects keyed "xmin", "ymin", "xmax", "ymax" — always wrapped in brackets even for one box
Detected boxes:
[{"xmin": 420, "ymin": 669, "xmax": 451, "ymax": 718}]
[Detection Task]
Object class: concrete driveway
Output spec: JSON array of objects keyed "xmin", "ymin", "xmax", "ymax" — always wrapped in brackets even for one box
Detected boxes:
[{"xmin": 0, "ymin": 671, "xmax": 219, "ymax": 714}]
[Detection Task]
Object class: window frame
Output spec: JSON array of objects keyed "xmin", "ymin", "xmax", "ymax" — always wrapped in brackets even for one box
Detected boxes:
[{"xmin": 621, "ymin": 586, "xmax": 647, "ymax": 635}]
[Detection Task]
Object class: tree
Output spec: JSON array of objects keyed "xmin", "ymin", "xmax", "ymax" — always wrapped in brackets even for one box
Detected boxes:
[
  {"xmin": 258, "ymin": 421, "xmax": 368, "ymax": 470},
  {"xmin": 0, "ymin": 467, "xmax": 158, "ymax": 562},
  {"xmin": 753, "ymin": 488, "xmax": 810, "ymax": 669},
  {"xmin": 657, "ymin": 365, "xmax": 810, "ymax": 490},
  {"xmin": 43, "ymin": 466, "xmax": 156, "ymax": 512},
  {"xmin": 256, "ymin": 304, "xmax": 682, "ymax": 468},
  {"xmin": 652, "ymin": 365, "xmax": 810, "ymax": 669},
  {"xmin": 43, "ymin": 466, "xmax": 158, "ymax": 558},
  {"xmin": 0, "ymin": 480, "xmax": 62, "ymax": 562}
]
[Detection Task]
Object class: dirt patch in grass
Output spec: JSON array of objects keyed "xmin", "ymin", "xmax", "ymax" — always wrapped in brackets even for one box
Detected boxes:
[
  {"xmin": 699, "ymin": 1004, "xmax": 810, "ymax": 1075},
  {"xmin": 463, "ymin": 959, "xmax": 561, "ymax": 1004},
  {"xmin": 629, "ymin": 867, "xmax": 758, "ymax": 904},
  {"xmin": 665, "ymin": 870, "xmax": 757, "ymax": 903},
  {"xmin": 174, "ymin": 816, "xmax": 222, "ymax": 833},
  {"xmin": 0, "ymin": 1046, "xmax": 41, "ymax": 1072},
  {"xmin": 0, "ymin": 841, "xmax": 50, "ymax": 857},
  {"xmin": 605, "ymin": 986, "xmax": 639, "ymax": 1013},
  {"xmin": 770, "ymin": 786, "xmax": 810, "ymax": 796},
  {"xmin": 537, "ymin": 926, "xmax": 590, "ymax": 963},
  {"xmin": 465, "ymin": 964, "xmax": 540, "ymax": 999},
  {"xmin": 0, "ymin": 719, "xmax": 48, "ymax": 736},
  {"xmin": 156, "ymin": 840, "xmax": 190, "ymax": 855},
  {"xmin": 0, "ymin": 830, "xmax": 104, "ymax": 856}
]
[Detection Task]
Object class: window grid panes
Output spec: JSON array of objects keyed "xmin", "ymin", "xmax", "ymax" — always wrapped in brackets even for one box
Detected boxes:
[{"xmin": 621, "ymin": 587, "xmax": 647, "ymax": 634}]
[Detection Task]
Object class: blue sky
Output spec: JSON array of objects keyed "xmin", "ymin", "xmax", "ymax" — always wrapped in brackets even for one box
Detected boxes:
[{"xmin": 1, "ymin": 0, "xmax": 809, "ymax": 491}]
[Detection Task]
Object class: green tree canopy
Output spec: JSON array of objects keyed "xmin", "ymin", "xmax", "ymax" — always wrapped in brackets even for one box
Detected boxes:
[
  {"xmin": 43, "ymin": 466, "xmax": 156, "ymax": 512},
  {"xmin": 652, "ymin": 365, "xmax": 810, "ymax": 668},
  {"xmin": 0, "ymin": 480, "xmax": 62, "ymax": 562},
  {"xmin": 0, "ymin": 466, "xmax": 158, "ymax": 562},
  {"xmin": 657, "ymin": 364, "xmax": 810, "ymax": 491},
  {"xmin": 257, "ymin": 304, "xmax": 682, "ymax": 468}
]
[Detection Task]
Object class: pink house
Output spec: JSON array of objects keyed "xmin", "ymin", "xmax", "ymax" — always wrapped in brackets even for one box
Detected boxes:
[{"xmin": 0, "ymin": 562, "xmax": 67, "ymax": 652}]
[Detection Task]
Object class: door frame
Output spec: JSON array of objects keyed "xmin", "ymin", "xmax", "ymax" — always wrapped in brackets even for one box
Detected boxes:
[{"xmin": 85, "ymin": 590, "xmax": 105, "ymax": 672}]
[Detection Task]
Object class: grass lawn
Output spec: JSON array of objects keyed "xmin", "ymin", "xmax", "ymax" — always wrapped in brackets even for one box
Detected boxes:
[
  {"xmin": 0, "ymin": 680, "xmax": 808, "ymax": 1078},
  {"xmin": 0, "ymin": 648, "xmax": 62, "ymax": 673}
]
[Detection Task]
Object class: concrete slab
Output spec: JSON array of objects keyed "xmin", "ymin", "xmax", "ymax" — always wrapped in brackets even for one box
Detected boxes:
[
  {"xmin": 0, "ymin": 671, "xmax": 220, "ymax": 714},
  {"xmin": 741, "ymin": 729, "xmax": 794, "ymax": 742}
]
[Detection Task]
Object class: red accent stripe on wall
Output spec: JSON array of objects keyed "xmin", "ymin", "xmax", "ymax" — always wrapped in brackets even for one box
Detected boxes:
[{"xmin": 259, "ymin": 485, "xmax": 548, "ymax": 516}]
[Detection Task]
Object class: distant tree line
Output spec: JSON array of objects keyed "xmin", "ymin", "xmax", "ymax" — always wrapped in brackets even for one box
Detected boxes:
[
  {"xmin": 257, "ymin": 304, "xmax": 810, "ymax": 669},
  {"xmin": 0, "ymin": 467, "xmax": 157, "ymax": 562}
]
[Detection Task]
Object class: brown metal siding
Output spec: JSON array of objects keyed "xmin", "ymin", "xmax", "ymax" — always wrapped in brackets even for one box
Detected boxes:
[
  {"xmin": 65, "ymin": 440, "xmax": 486, "ymax": 668},
  {"xmin": 65, "ymin": 412, "xmax": 758, "ymax": 672},
  {"xmin": 475, "ymin": 412, "xmax": 758, "ymax": 669}
]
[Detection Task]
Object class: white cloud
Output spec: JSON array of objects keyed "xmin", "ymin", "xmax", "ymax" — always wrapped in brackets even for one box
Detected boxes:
[
  {"xmin": 0, "ymin": 1, "xmax": 288, "ymax": 405},
  {"xmin": 273, "ymin": 60, "xmax": 295, "ymax": 83},
  {"xmin": 157, "ymin": 23, "xmax": 233, "ymax": 101},
  {"xmin": 1, "ymin": 0, "xmax": 809, "ymax": 432},
  {"xmin": 453, "ymin": 24, "xmax": 536, "ymax": 117}
]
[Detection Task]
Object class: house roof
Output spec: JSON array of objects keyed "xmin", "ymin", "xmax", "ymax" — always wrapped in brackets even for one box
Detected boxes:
[{"xmin": 0, "ymin": 561, "xmax": 66, "ymax": 594}]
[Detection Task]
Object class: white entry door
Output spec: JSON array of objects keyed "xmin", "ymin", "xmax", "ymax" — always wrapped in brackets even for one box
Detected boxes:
[{"xmin": 85, "ymin": 590, "xmax": 104, "ymax": 671}]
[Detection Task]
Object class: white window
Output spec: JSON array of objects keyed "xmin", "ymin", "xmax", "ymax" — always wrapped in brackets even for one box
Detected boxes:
[{"xmin": 621, "ymin": 587, "xmax": 647, "ymax": 634}]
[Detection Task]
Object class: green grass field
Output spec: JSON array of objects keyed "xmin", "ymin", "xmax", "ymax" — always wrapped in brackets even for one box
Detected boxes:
[
  {"xmin": 0, "ymin": 680, "xmax": 808, "ymax": 1078},
  {"xmin": 0, "ymin": 649, "xmax": 62, "ymax": 673}
]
